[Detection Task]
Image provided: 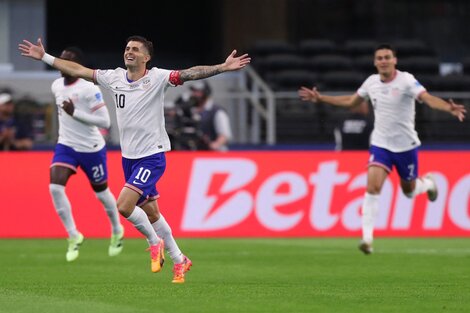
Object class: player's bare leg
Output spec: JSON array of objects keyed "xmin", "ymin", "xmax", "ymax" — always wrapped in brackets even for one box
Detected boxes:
[
  {"xmin": 143, "ymin": 200, "xmax": 192, "ymax": 282},
  {"xmin": 117, "ymin": 188, "xmax": 164, "ymax": 272}
]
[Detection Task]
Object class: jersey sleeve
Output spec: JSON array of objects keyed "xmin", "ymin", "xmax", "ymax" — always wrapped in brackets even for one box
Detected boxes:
[
  {"xmin": 356, "ymin": 76, "xmax": 372, "ymax": 100},
  {"xmin": 84, "ymin": 85, "xmax": 106, "ymax": 111},
  {"xmin": 406, "ymin": 73, "xmax": 427, "ymax": 100},
  {"xmin": 93, "ymin": 69, "xmax": 114, "ymax": 90}
]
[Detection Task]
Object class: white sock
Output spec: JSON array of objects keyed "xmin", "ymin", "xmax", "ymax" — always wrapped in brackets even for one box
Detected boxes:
[
  {"xmin": 362, "ymin": 192, "xmax": 379, "ymax": 244},
  {"xmin": 152, "ymin": 214, "xmax": 183, "ymax": 264},
  {"xmin": 410, "ymin": 177, "xmax": 434, "ymax": 197},
  {"xmin": 126, "ymin": 207, "xmax": 160, "ymax": 246},
  {"xmin": 49, "ymin": 184, "xmax": 79, "ymax": 238},
  {"xmin": 95, "ymin": 188, "xmax": 122, "ymax": 234}
]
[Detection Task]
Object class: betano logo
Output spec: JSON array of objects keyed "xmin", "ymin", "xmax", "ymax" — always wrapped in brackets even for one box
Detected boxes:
[{"xmin": 182, "ymin": 158, "xmax": 470, "ymax": 233}]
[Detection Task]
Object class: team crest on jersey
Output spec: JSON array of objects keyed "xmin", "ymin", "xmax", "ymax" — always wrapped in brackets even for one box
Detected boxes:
[
  {"xmin": 391, "ymin": 87, "xmax": 400, "ymax": 97},
  {"xmin": 143, "ymin": 78, "xmax": 151, "ymax": 90}
]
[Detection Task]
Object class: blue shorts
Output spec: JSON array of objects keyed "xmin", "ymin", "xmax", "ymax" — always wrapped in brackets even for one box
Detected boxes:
[
  {"xmin": 368, "ymin": 145, "xmax": 418, "ymax": 181},
  {"xmin": 122, "ymin": 152, "xmax": 166, "ymax": 206},
  {"xmin": 51, "ymin": 143, "xmax": 108, "ymax": 184}
]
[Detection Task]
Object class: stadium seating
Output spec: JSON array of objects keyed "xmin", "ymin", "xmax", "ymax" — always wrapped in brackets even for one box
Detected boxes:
[
  {"xmin": 266, "ymin": 70, "xmax": 320, "ymax": 91},
  {"xmin": 321, "ymin": 71, "xmax": 366, "ymax": 91},
  {"xmin": 461, "ymin": 56, "xmax": 470, "ymax": 74},
  {"xmin": 305, "ymin": 54, "xmax": 353, "ymax": 73},
  {"xmin": 392, "ymin": 39, "xmax": 433, "ymax": 57},
  {"xmin": 398, "ymin": 56, "xmax": 440, "ymax": 75},
  {"xmin": 249, "ymin": 40, "xmax": 297, "ymax": 57},
  {"xmin": 353, "ymin": 55, "xmax": 376, "ymax": 76},
  {"xmin": 247, "ymin": 38, "xmax": 470, "ymax": 144},
  {"xmin": 299, "ymin": 39, "xmax": 338, "ymax": 57},
  {"xmin": 343, "ymin": 40, "xmax": 378, "ymax": 57}
]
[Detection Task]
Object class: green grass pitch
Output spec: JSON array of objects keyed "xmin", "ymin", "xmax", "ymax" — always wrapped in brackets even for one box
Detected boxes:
[{"xmin": 0, "ymin": 238, "xmax": 469, "ymax": 313}]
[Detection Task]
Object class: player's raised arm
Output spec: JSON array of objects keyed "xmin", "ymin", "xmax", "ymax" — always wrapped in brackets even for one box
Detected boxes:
[
  {"xmin": 419, "ymin": 92, "xmax": 467, "ymax": 122},
  {"xmin": 18, "ymin": 38, "xmax": 94, "ymax": 82},
  {"xmin": 179, "ymin": 50, "xmax": 251, "ymax": 83},
  {"xmin": 298, "ymin": 86, "xmax": 363, "ymax": 108}
]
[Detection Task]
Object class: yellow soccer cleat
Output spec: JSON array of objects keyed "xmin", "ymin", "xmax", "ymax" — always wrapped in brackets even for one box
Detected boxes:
[{"xmin": 147, "ymin": 240, "xmax": 165, "ymax": 273}]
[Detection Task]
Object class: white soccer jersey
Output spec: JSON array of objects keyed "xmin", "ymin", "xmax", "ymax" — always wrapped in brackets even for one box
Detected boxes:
[
  {"xmin": 357, "ymin": 70, "xmax": 426, "ymax": 152},
  {"xmin": 93, "ymin": 67, "xmax": 174, "ymax": 159},
  {"xmin": 51, "ymin": 78, "xmax": 108, "ymax": 152}
]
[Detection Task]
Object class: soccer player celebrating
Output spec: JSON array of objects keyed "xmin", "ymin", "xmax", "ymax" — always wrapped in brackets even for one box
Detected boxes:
[
  {"xmin": 20, "ymin": 36, "xmax": 250, "ymax": 282},
  {"xmin": 49, "ymin": 47, "xmax": 123, "ymax": 262},
  {"xmin": 298, "ymin": 43, "xmax": 466, "ymax": 254}
]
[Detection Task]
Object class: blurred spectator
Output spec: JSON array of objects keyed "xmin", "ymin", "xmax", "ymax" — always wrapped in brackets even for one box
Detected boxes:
[
  {"xmin": 0, "ymin": 91, "xmax": 34, "ymax": 151},
  {"xmin": 334, "ymin": 100, "xmax": 373, "ymax": 151},
  {"xmin": 190, "ymin": 81, "xmax": 232, "ymax": 151},
  {"xmin": 166, "ymin": 92, "xmax": 207, "ymax": 151}
]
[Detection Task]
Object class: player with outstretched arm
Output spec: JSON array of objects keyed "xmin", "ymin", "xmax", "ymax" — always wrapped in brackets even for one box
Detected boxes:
[
  {"xmin": 20, "ymin": 36, "xmax": 250, "ymax": 282},
  {"xmin": 299, "ymin": 43, "xmax": 466, "ymax": 254}
]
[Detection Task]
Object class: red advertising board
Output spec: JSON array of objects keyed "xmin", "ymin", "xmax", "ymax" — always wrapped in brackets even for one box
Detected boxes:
[{"xmin": 0, "ymin": 151, "xmax": 469, "ymax": 238}]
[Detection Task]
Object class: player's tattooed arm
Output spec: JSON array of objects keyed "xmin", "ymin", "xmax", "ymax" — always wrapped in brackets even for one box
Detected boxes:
[
  {"xmin": 179, "ymin": 49, "xmax": 250, "ymax": 83},
  {"xmin": 179, "ymin": 65, "xmax": 223, "ymax": 82}
]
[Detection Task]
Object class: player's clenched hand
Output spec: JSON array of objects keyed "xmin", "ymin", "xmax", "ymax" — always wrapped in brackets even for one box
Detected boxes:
[
  {"xmin": 62, "ymin": 99, "xmax": 75, "ymax": 116},
  {"xmin": 448, "ymin": 99, "xmax": 467, "ymax": 122},
  {"xmin": 18, "ymin": 38, "xmax": 46, "ymax": 60},
  {"xmin": 298, "ymin": 86, "xmax": 321, "ymax": 103},
  {"xmin": 223, "ymin": 50, "xmax": 251, "ymax": 71}
]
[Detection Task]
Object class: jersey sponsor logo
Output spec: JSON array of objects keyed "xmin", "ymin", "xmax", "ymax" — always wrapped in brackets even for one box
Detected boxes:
[
  {"xmin": 132, "ymin": 180, "xmax": 143, "ymax": 185},
  {"xmin": 130, "ymin": 84, "xmax": 139, "ymax": 89}
]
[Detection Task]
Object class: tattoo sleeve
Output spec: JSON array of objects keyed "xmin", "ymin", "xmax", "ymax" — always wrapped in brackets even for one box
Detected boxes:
[{"xmin": 179, "ymin": 64, "xmax": 224, "ymax": 82}]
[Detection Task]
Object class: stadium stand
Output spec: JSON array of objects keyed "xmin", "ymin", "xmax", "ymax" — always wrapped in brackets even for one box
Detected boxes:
[
  {"xmin": 298, "ymin": 39, "xmax": 338, "ymax": 57},
  {"xmin": 461, "ymin": 56, "xmax": 470, "ymax": 74},
  {"xmin": 305, "ymin": 54, "xmax": 353, "ymax": 73},
  {"xmin": 398, "ymin": 56, "xmax": 440, "ymax": 75},
  {"xmin": 321, "ymin": 71, "xmax": 366, "ymax": 91},
  {"xmin": 249, "ymin": 38, "xmax": 470, "ymax": 144},
  {"xmin": 343, "ymin": 40, "xmax": 378, "ymax": 57},
  {"xmin": 392, "ymin": 39, "xmax": 433, "ymax": 57},
  {"xmin": 266, "ymin": 70, "xmax": 320, "ymax": 91}
]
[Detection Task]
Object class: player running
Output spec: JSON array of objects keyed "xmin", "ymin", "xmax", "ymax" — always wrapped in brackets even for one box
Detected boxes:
[
  {"xmin": 299, "ymin": 43, "xmax": 466, "ymax": 254},
  {"xmin": 20, "ymin": 36, "xmax": 250, "ymax": 282},
  {"xmin": 49, "ymin": 47, "xmax": 123, "ymax": 262}
]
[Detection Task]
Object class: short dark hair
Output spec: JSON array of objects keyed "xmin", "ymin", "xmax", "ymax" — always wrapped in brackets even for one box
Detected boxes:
[
  {"xmin": 126, "ymin": 35, "xmax": 154, "ymax": 60},
  {"xmin": 63, "ymin": 46, "xmax": 85, "ymax": 65},
  {"xmin": 375, "ymin": 43, "xmax": 396, "ymax": 57}
]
